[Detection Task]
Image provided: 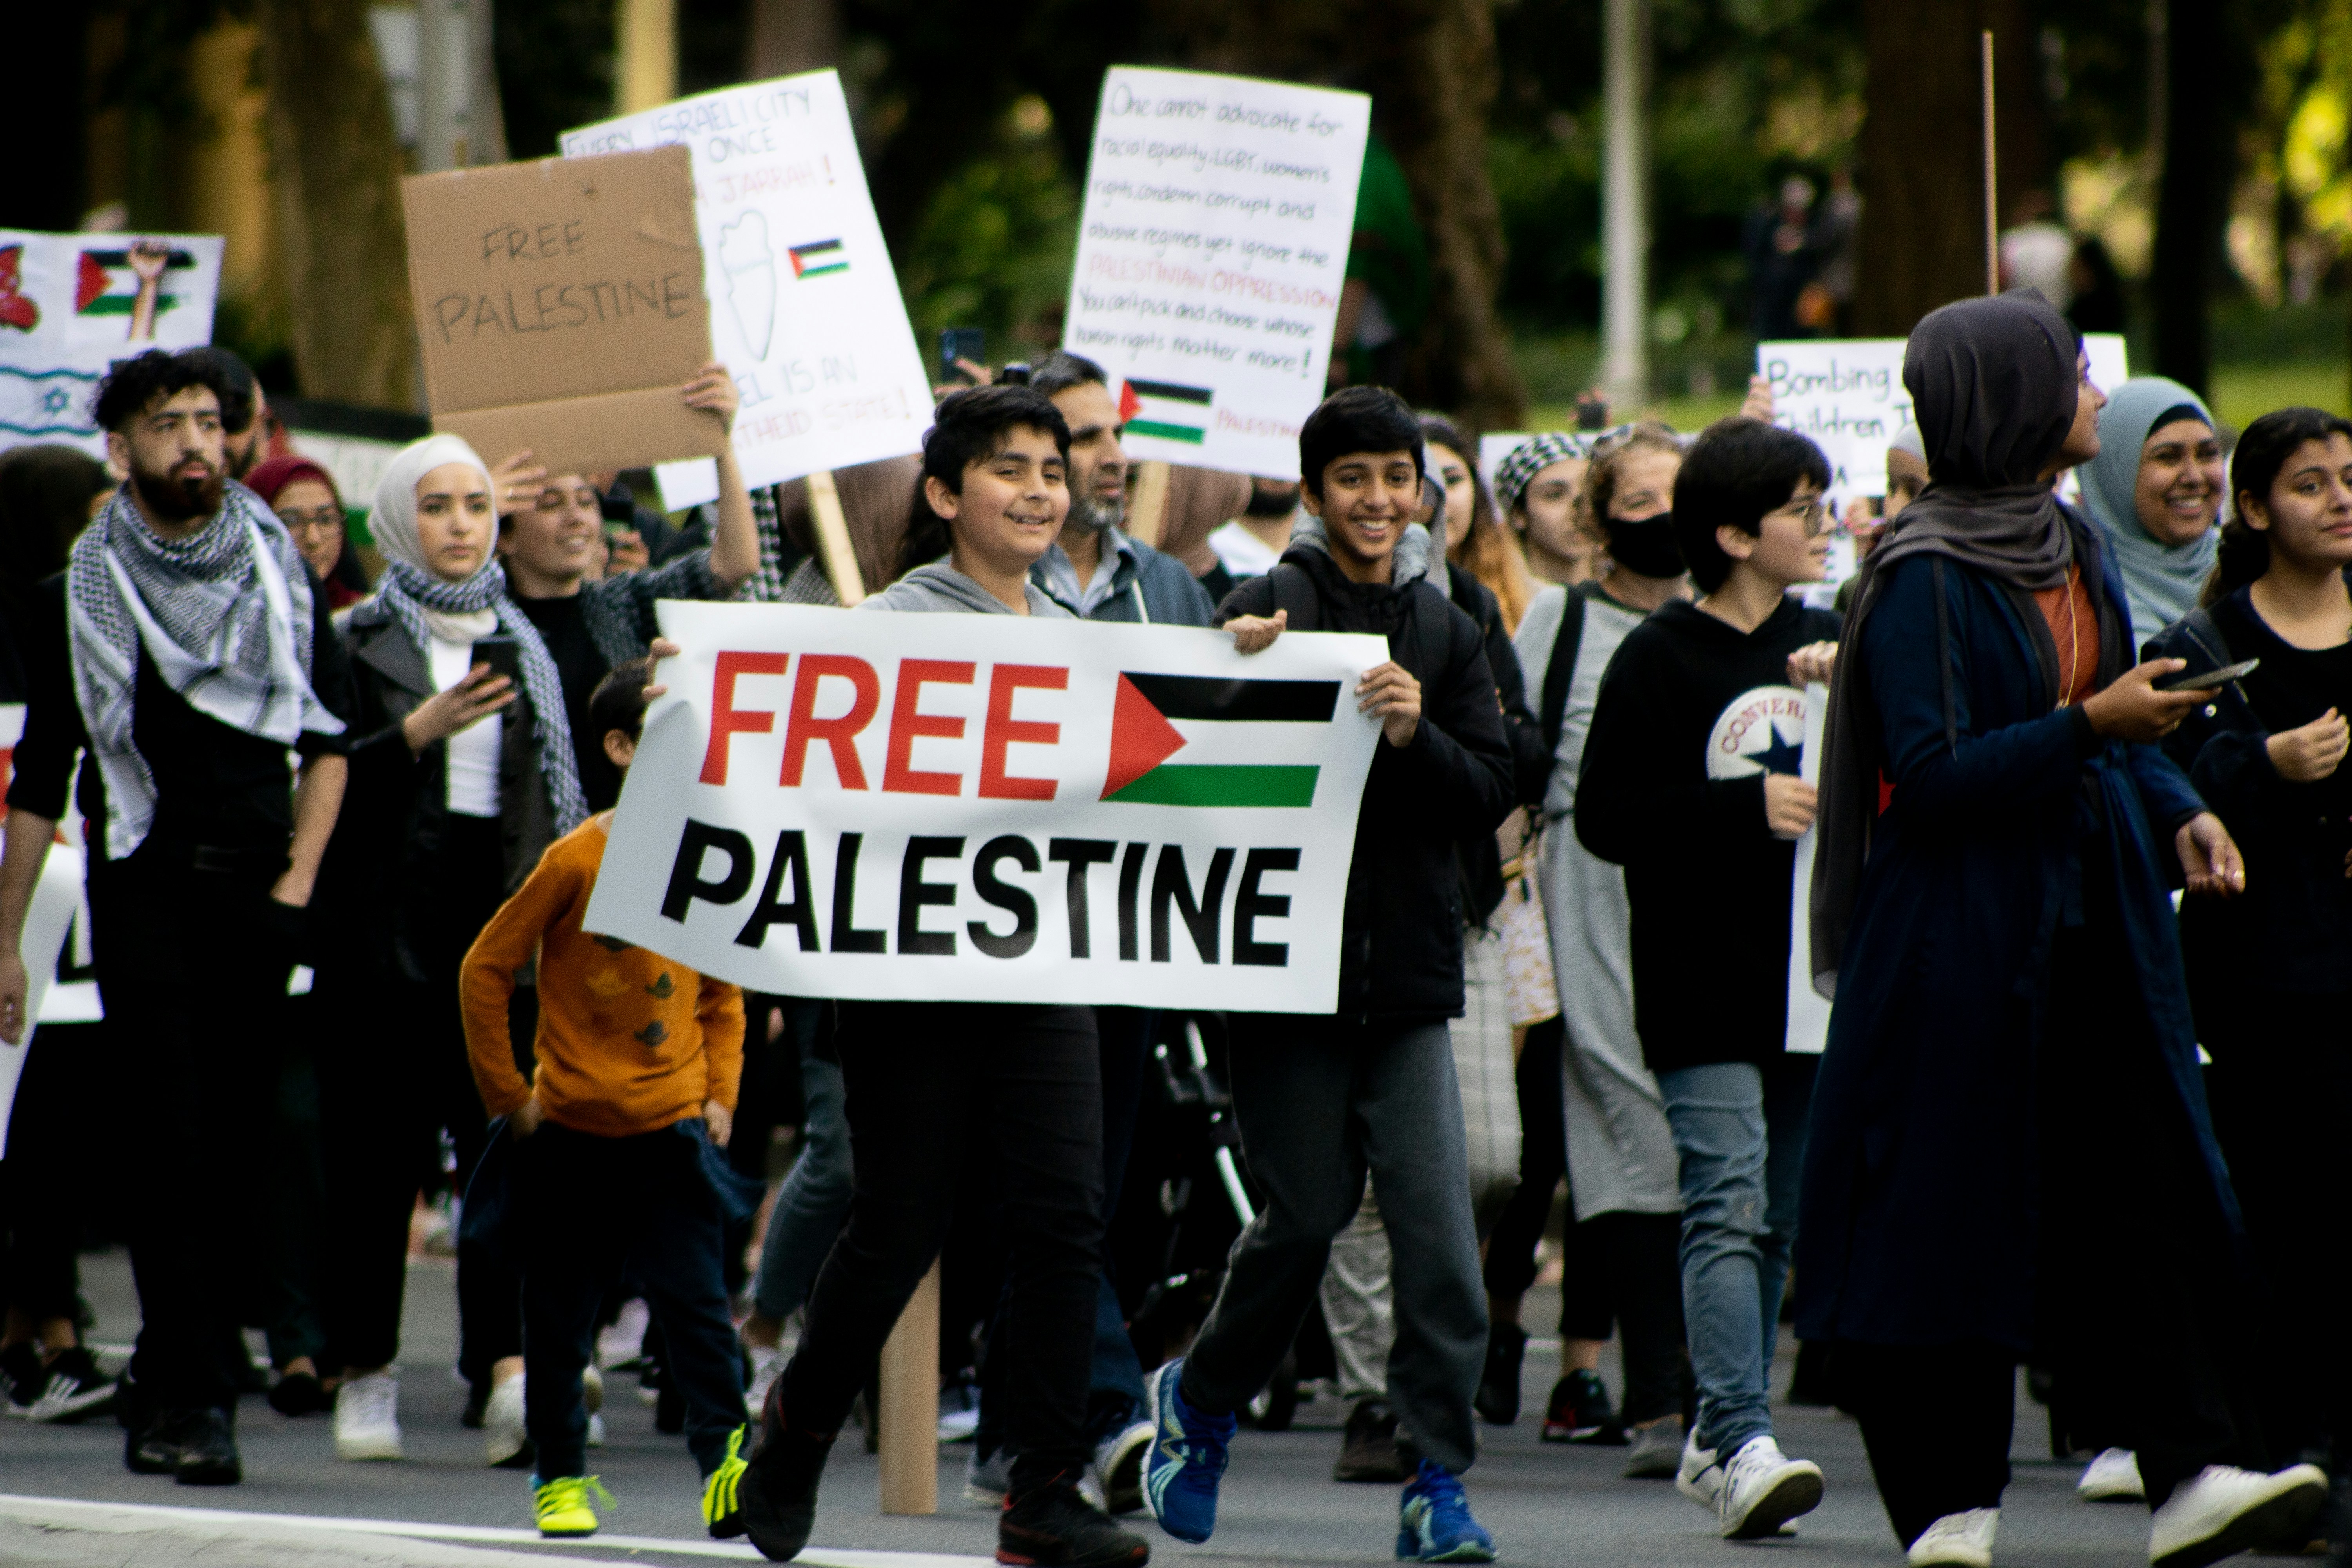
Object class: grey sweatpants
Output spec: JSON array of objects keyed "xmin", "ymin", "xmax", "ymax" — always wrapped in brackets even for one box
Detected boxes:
[{"xmin": 1181, "ymin": 1014, "xmax": 1488, "ymax": 1474}]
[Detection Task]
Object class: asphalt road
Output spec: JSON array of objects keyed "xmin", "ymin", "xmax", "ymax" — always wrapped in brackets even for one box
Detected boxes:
[{"xmin": 0, "ymin": 1249, "xmax": 2165, "ymax": 1568}]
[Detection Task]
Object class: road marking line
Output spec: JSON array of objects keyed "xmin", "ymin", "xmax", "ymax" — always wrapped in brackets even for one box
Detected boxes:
[{"xmin": 0, "ymin": 1494, "xmax": 992, "ymax": 1567}]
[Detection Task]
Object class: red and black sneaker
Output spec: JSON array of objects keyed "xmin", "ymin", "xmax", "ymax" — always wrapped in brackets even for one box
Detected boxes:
[
  {"xmin": 998, "ymin": 1472, "xmax": 1151, "ymax": 1567},
  {"xmin": 1541, "ymin": 1369, "xmax": 1625, "ymax": 1445}
]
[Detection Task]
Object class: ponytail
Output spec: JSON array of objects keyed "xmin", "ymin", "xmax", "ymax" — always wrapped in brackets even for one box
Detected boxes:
[{"xmin": 2202, "ymin": 406, "xmax": 2352, "ymax": 606}]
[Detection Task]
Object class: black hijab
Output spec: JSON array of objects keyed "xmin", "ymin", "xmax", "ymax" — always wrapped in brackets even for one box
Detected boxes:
[{"xmin": 1810, "ymin": 292, "xmax": 2125, "ymax": 995}]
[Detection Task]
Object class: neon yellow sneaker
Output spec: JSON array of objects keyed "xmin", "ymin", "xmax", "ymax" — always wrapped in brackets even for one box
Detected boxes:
[
  {"xmin": 534, "ymin": 1474, "xmax": 613, "ymax": 1537},
  {"xmin": 704, "ymin": 1424, "xmax": 752, "ymax": 1539}
]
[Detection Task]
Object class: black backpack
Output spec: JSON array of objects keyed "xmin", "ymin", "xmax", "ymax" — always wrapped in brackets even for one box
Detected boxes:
[{"xmin": 1266, "ymin": 561, "xmax": 1454, "ymax": 682}]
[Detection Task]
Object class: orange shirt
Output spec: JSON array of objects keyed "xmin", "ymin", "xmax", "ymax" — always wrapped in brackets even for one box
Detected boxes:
[
  {"xmin": 2032, "ymin": 564, "xmax": 2102, "ymax": 708},
  {"xmin": 461, "ymin": 815, "xmax": 745, "ymax": 1138}
]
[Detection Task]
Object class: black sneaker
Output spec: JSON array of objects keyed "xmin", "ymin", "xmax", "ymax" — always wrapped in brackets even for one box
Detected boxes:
[
  {"xmin": 28, "ymin": 1347, "xmax": 117, "ymax": 1423},
  {"xmin": 1, "ymin": 1342, "xmax": 41, "ymax": 1414},
  {"xmin": 1334, "ymin": 1397, "xmax": 1410, "ymax": 1483},
  {"xmin": 125, "ymin": 1402, "xmax": 180, "ymax": 1474},
  {"xmin": 267, "ymin": 1368, "xmax": 331, "ymax": 1417},
  {"xmin": 1541, "ymin": 1370, "xmax": 1624, "ymax": 1445},
  {"xmin": 740, "ymin": 1416, "xmax": 836, "ymax": 1562},
  {"xmin": 172, "ymin": 1407, "xmax": 243, "ymax": 1485},
  {"xmin": 997, "ymin": 1473, "xmax": 1150, "ymax": 1567},
  {"xmin": 1474, "ymin": 1324, "xmax": 1527, "ymax": 1426}
]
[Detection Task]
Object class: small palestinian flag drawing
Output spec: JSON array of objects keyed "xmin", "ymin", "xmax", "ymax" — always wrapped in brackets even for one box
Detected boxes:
[
  {"xmin": 1117, "ymin": 379, "xmax": 1211, "ymax": 446},
  {"xmin": 1103, "ymin": 673, "xmax": 1339, "ymax": 808},
  {"xmin": 788, "ymin": 239, "xmax": 848, "ymax": 279},
  {"xmin": 76, "ymin": 248, "xmax": 196, "ymax": 318}
]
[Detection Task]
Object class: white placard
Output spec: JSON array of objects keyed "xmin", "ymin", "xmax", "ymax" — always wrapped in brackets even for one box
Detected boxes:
[
  {"xmin": 1061, "ymin": 67, "xmax": 1371, "ymax": 479},
  {"xmin": 0, "ymin": 230, "xmax": 225, "ymax": 460},
  {"xmin": 1784, "ymin": 681, "xmax": 1831, "ymax": 1052},
  {"xmin": 0, "ymin": 830, "xmax": 84, "ymax": 1155},
  {"xmin": 561, "ymin": 73, "xmax": 933, "ymax": 490},
  {"xmin": 586, "ymin": 602, "xmax": 1387, "ymax": 1011}
]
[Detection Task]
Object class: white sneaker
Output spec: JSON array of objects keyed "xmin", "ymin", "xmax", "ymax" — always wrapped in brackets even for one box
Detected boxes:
[
  {"xmin": 586, "ymin": 1412, "xmax": 606, "ymax": 1448},
  {"xmin": 1909, "ymin": 1508, "xmax": 1998, "ymax": 1568},
  {"xmin": 1093, "ymin": 1417, "xmax": 1156, "ymax": 1515},
  {"xmin": 581, "ymin": 1363, "xmax": 604, "ymax": 1414},
  {"xmin": 1675, "ymin": 1429, "xmax": 1724, "ymax": 1512},
  {"xmin": 744, "ymin": 1344, "xmax": 782, "ymax": 1421},
  {"xmin": 2149, "ymin": 1464, "xmax": 2327, "ymax": 1568},
  {"xmin": 484, "ymin": 1373, "xmax": 528, "ymax": 1467},
  {"xmin": 597, "ymin": 1299, "xmax": 650, "ymax": 1370},
  {"xmin": 2080, "ymin": 1448, "xmax": 2146, "ymax": 1503},
  {"xmin": 1717, "ymin": 1435, "xmax": 1824, "ymax": 1540},
  {"xmin": 332, "ymin": 1371, "xmax": 403, "ymax": 1462}
]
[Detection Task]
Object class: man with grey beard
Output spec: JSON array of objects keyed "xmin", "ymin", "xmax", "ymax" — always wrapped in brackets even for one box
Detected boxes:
[{"xmin": 1027, "ymin": 352, "xmax": 1214, "ymax": 626}]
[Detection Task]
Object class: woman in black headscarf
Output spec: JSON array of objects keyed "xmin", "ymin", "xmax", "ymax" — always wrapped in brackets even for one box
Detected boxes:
[{"xmin": 1796, "ymin": 294, "xmax": 2323, "ymax": 1568}]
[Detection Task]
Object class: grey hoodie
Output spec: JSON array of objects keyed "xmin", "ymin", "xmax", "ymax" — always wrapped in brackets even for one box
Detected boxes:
[{"xmin": 855, "ymin": 560, "xmax": 1071, "ymax": 618}]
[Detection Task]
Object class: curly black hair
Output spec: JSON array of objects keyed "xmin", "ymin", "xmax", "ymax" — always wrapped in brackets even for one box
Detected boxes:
[{"xmin": 88, "ymin": 349, "xmax": 240, "ymax": 437}]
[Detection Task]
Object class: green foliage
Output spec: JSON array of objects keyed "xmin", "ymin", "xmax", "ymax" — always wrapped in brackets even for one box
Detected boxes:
[{"xmin": 894, "ymin": 102, "xmax": 1079, "ymax": 360}]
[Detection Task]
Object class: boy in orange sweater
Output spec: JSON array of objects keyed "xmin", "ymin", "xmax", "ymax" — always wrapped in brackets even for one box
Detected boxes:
[{"xmin": 462, "ymin": 658, "xmax": 751, "ymax": 1541}]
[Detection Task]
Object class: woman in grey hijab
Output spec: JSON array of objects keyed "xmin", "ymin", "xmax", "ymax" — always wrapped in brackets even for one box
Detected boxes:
[
  {"xmin": 2078, "ymin": 377, "xmax": 2226, "ymax": 644},
  {"xmin": 1797, "ymin": 293, "xmax": 2316, "ymax": 1568}
]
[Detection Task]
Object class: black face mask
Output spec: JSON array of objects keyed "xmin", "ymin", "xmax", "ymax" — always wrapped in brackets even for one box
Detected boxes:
[{"xmin": 1604, "ymin": 513, "xmax": 1684, "ymax": 578}]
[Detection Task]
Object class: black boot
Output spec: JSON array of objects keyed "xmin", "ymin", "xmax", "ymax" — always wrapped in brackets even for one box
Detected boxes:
[
  {"xmin": 172, "ymin": 1407, "xmax": 242, "ymax": 1485},
  {"xmin": 740, "ymin": 1412, "xmax": 836, "ymax": 1563},
  {"xmin": 1333, "ymin": 1397, "xmax": 1409, "ymax": 1483},
  {"xmin": 997, "ymin": 1472, "xmax": 1151, "ymax": 1567},
  {"xmin": 124, "ymin": 1399, "xmax": 179, "ymax": 1476},
  {"xmin": 1474, "ymin": 1323, "xmax": 1527, "ymax": 1426}
]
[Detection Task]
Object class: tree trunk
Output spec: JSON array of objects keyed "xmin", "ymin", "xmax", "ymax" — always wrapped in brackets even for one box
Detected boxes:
[
  {"xmin": 1148, "ymin": 0, "xmax": 1524, "ymax": 429},
  {"xmin": 746, "ymin": 0, "xmax": 837, "ymax": 78},
  {"xmin": 253, "ymin": 0, "xmax": 417, "ymax": 408},
  {"xmin": 1853, "ymin": 0, "xmax": 2051, "ymax": 336},
  {"xmin": 2151, "ymin": 0, "xmax": 2221, "ymax": 397}
]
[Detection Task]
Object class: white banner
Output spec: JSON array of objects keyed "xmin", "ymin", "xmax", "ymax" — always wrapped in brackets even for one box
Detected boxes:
[
  {"xmin": 1061, "ymin": 67, "xmax": 1370, "ymax": 479},
  {"xmin": 561, "ymin": 72, "xmax": 933, "ymax": 493},
  {"xmin": 1784, "ymin": 681, "xmax": 1830, "ymax": 1052},
  {"xmin": 587, "ymin": 603, "xmax": 1387, "ymax": 1010},
  {"xmin": 0, "ymin": 230, "xmax": 224, "ymax": 459}
]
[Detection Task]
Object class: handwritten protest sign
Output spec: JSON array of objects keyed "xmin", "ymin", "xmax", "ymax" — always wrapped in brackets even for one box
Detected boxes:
[
  {"xmin": 0, "ymin": 230, "xmax": 224, "ymax": 459},
  {"xmin": 563, "ymin": 72, "xmax": 933, "ymax": 502},
  {"xmin": 586, "ymin": 603, "xmax": 1385, "ymax": 1010},
  {"xmin": 402, "ymin": 146, "xmax": 729, "ymax": 477},
  {"xmin": 1060, "ymin": 68, "xmax": 1370, "ymax": 480}
]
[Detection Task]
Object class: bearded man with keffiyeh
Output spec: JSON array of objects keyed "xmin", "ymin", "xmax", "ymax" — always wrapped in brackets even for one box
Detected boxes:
[{"xmin": 0, "ymin": 349, "xmax": 355, "ymax": 1486}]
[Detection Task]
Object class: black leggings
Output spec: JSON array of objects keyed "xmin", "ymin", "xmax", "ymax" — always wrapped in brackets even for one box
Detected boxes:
[{"xmin": 1484, "ymin": 1017, "xmax": 1566, "ymax": 1312}]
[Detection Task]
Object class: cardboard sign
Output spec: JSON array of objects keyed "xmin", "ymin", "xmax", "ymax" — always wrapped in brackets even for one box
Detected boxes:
[
  {"xmin": 1759, "ymin": 330, "xmax": 2132, "ymax": 506},
  {"xmin": 585, "ymin": 602, "xmax": 1387, "ymax": 1010},
  {"xmin": 402, "ymin": 146, "xmax": 728, "ymax": 476},
  {"xmin": 0, "ymin": 230, "xmax": 225, "ymax": 460},
  {"xmin": 562, "ymin": 72, "xmax": 935, "ymax": 497},
  {"xmin": 1060, "ymin": 67, "xmax": 1371, "ymax": 479}
]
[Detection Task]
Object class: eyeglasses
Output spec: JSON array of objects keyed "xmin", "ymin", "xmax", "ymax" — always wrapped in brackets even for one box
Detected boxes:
[
  {"xmin": 277, "ymin": 506, "xmax": 344, "ymax": 534},
  {"xmin": 1771, "ymin": 499, "xmax": 1831, "ymax": 537}
]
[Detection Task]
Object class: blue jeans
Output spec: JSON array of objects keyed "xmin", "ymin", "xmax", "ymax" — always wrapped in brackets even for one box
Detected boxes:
[
  {"xmin": 751, "ymin": 1008, "xmax": 854, "ymax": 1321},
  {"xmin": 1656, "ymin": 1056, "xmax": 1815, "ymax": 1458}
]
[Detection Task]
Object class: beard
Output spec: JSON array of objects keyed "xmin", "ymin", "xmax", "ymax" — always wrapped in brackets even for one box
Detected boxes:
[
  {"xmin": 129, "ymin": 454, "xmax": 225, "ymax": 525},
  {"xmin": 1065, "ymin": 490, "xmax": 1124, "ymax": 535}
]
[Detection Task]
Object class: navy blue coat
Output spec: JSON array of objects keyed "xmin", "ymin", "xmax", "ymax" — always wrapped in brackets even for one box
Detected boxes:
[{"xmin": 1795, "ymin": 544, "xmax": 2236, "ymax": 1351}]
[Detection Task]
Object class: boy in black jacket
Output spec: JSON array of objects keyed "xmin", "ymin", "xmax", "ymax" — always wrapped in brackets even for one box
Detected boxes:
[
  {"xmin": 1576, "ymin": 418, "xmax": 1839, "ymax": 1543},
  {"xmin": 1140, "ymin": 388, "xmax": 1515, "ymax": 1564}
]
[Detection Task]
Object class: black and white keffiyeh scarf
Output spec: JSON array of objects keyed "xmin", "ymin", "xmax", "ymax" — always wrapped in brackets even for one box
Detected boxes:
[
  {"xmin": 375, "ymin": 557, "xmax": 590, "ymax": 834},
  {"xmin": 67, "ymin": 480, "xmax": 345, "ymax": 859}
]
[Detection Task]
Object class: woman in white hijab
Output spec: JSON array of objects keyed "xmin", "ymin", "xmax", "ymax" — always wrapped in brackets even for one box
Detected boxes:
[
  {"xmin": 2077, "ymin": 377, "xmax": 2227, "ymax": 644},
  {"xmin": 303, "ymin": 434, "xmax": 588, "ymax": 1473}
]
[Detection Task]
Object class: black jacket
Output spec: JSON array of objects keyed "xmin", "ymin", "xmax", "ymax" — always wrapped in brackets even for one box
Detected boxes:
[
  {"xmin": 1215, "ymin": 537, "xmax": 1515, "ymax": 1022},
  {"xmin": 311, "ymin": 600, "xmax": 557, "ymax": 988},
  {"xmin": 1576, "ymin": 596, "xmax": 1840, "ymax": 1073},
  {"xmin": 1443, "ymin": 563, "xmax": 1551, "ymax": 923}
]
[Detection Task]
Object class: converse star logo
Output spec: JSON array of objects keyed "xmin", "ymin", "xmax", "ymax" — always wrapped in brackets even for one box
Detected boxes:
[{"xmin": 1706, "ymin": 685, "xmax": 1808, "ymax": 781}]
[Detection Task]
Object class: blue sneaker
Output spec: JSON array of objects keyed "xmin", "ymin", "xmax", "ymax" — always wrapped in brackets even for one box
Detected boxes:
[
  {"xmin": 1397, "ymin": 1459, "xmax": 1497, "ymax": 1563},
  {"xmin": 1141, "ymin": 1358, "xmax": 1235, "ymax": 1544}
]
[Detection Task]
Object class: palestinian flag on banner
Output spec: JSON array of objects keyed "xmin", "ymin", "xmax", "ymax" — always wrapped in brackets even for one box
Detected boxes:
[
  {"xmin": 1103, "ymin": 673, "xmax": 1339, "ymax": 807},
  {"xmin": 1117, "ymin": 379, "xmax": 1211, "ymax": 445},
  {"xmin": 788, "ymin": 239, "xmax": 847, "ymax": 278},
  {"xmin": 76, "ymin": 248, "xmax": 197, "ymax": 318}
]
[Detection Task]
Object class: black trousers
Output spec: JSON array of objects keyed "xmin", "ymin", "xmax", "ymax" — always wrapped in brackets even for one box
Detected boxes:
[
  {"xmin": 520, "ymin": 1122, "xmax": 743, "ymax": 1479},
  {"xmin": 780, "ymin": 1002, "xmax": 1103, "ymax": 1492},
  {"xmin": 1, "ymin": 1023, "xmax": 95, "ymax": 1326},
  {"xmin": 1851, "ymin": 913, "xmax": 2261, "ymax": 1542},
  {"xmin": 1557, "ymin": 1210, "xmax": 1689, "ymax": 1426},
  {"xmin": 89, "ymin": 852, "xmax": 295, "ymax": 1412},
  {"xmin": 1483, "ymin": 1018, "xmax": 1565, "ymax": 1312},
  {"xmin": 314, "ymin": 815, "xmax": 520, "ymax": 1383},
  {"xmin": 2201, "ymin": 986, "xmax": 2352, "ymax": 1468}
]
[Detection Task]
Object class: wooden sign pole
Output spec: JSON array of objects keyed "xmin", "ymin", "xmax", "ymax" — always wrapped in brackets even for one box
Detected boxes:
[
  {"xmin": 1127, "ymin": 460, "xmax": 1172, "ymax": 548},
  {"xmin": 805, "ymin": 468, "xmax": 867, "ymax": 606},
  {"xmin": 1982, "ymin": 31, "xmax": 2000, "ymax": 296},
  {"xmin": 876, "ymin": 1259, "xmax": 940, "ymax": 1515}
]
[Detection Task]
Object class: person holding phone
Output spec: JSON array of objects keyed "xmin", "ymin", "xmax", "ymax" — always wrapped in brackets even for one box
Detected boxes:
[
  {"xmin": 302, "ymin": 429, "xmax": 589, "ymax": 1472},
  {"xmin": 2145, "ymin": 407, "xmax": 2352, "ymax": 1484}
]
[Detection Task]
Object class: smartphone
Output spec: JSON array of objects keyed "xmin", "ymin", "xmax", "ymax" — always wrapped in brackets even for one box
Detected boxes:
[
  {"xmin": 2155, "ymin": 658, "xmax": 2258, "ymax": 691},
  {"xmin": 470, "ymin": 635, "xmax": 523, "ymax": 686},
  {"xmin": 940, "ymin": 328, "xmax": 985, "ymax": 383}
]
